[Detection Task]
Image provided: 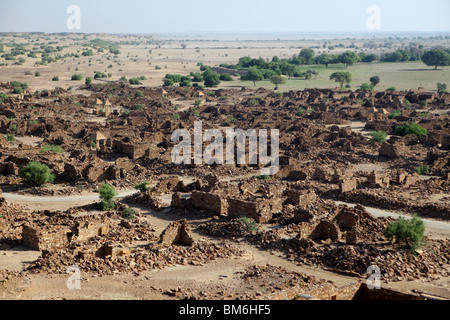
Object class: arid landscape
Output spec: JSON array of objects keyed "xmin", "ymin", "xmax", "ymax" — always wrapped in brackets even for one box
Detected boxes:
[{"xmin": 0, "ymin": 29, "xmax": 449, "ymax": 303}]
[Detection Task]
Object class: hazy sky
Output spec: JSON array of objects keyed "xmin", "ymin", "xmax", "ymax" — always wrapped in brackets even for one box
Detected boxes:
[{"xmin": 0, "ymin": 0, "xmax": 449, "ymax": 34}]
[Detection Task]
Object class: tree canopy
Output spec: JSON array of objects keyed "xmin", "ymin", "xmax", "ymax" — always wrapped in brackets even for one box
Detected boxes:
[
  {"xmin": 329, "ymin": 72, "xmax": 352, "ymax": 88},
  {"xmin": 421, "ymin": 49, "xmax": 450, "ymax": 70}
]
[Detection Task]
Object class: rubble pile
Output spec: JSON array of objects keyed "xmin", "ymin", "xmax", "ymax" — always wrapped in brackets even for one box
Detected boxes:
[{"xmin": 26, "ymin": 240, "xmax": 244, "ymax": 275}]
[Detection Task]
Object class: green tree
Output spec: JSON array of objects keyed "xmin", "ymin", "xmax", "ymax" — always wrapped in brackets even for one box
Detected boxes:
[
  {"xmin": 330, "ymin": 71, "xmax": 352, "ymax": 88},
  {"xmin": 203, "ymin": 70, "xmax": 221, "ymax": 87},
  {"xmin": 384, "ymin": 214, "xmax": 425, "ymax": 254},
  {"xmin": 421, "ymin": 49, "xmax": 450, "ymax": 70},
  {"xmin": 315, "ymin": 53, "xmax": 333, "ymax": 68},
  {"xmin": 98, "ymin": 183, "xmax": 117, "ymax": 211},
  {"xmin": 370, "ymin": 76, "xmax": 380, "ymax": 87},
  {"xmin": 242, "ymin": 67, "xmax": 264, "ymax": 86},
  {"xmin": 338, "ymin": 51, "xmax": 360, "ymax": 68},
  {"xmin": 299, "ymin": 48, "xmax": 315, "ymax": 65},
  {"xmin": 270, "ymin": 75, "xmax": 286, "ymax": 90},
  {"xmin": 20, "ymin": 161, "xmax": 55, "ymax": 187}
]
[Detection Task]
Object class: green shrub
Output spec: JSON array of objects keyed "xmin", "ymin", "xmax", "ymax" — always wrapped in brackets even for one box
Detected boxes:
[
  {"xmin": 248, "ymin": 99, "xmax": 259, "ymax": 107},
  {"xmin": 134, "ymin": 182, "xmax": 150, "ymax": 192},
  {"xmin": 12, "ymin": 86, "xmax": 23, "ymax": 94},
  {"xmin": 52, "ymin": 76, "xmax": 59, "ymax": 81},
  {"xmin": 386, "ymin": 87, "xmax": 396, "ymax": 91},
  {"xmin": 71, "ymin": 74, "xmax": 83, "ymax": 81},
  {"xmin": 219, "ymin": 73, "xmax": 232, "ymax": 81},
  {"xmin": 296, "ymin": 107, "xmax": 306, "ymax": 116},
  {"xmin": 414, "ymin": 165, "xmax": 430, "ymax": 175},
  {"xmin": 122, "ymin": 208, "xmax": 136, "ymax": 220},
  {"xmin": 122, "ymin": 109, "xmax": 130, "ymax": 116},
  {"xmin": 238, "ymin": 217, "xmax": 259, "ymax": 232},
  {"xmin": 129, "ymin": 78, "xmax": 140, "ymax": 85},
  {"xmin": 395, "ymin": 122, "xmax": 428, "ymax": 139},
  {"xmin": 172, "ymin": 113, "xmax": 180, "ymax": 120},
  {"xmin": 35, "ymin": 71, "xmax": 41, "ymax": 77},
  {"xmin": 20, "ymin": 161, "xmax": 55, "ymax": 186},
  {"xmin": 388, "ymin": 110, "xmax": 401, "ymax": 119},
  {"xmin": 6, "ymin": 134, "xmax": 14, "ymax": 141},
  {"xmin": 85, "ymin": 77, "xmax": 92, "ymax": 85},
  {"xmin": 97, "ymin": 183, "xmax": 117, "ymax": 211},
  {"xmin": 255, "ymin": 174, "xmax": 271, "ymax": 180},
  {"xmin": 135, "ymin": 90, "xmax": 144, "ymax": 97},
  {"xmin": 360, "ymin": 83, "xmax": 374, "ymax": 91},
  {"xmin": 369, "ymin": 131, "xmax": 387, "ymax": 143},
  {"xmin": 384, "ymin": 214, "xmax": 425, "ymax": 254}
]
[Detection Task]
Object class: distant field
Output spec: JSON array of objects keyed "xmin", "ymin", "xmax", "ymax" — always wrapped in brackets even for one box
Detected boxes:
[
  {"xmin": 219, "ymin": 62, "xmax": 450, "ymax": 92},
  {"xmin": 0, "ymin": 33, "xmax": 449, "ymax": 93}
]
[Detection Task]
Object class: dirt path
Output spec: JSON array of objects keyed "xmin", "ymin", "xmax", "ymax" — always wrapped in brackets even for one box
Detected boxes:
[{"xmin": 335, "ymin": 200, "xmax": 450, "ymax": 239}]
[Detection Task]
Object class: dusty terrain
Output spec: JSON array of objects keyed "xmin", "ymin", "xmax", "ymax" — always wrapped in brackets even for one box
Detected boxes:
[{"xmin": 0, "ymin": 33, "xmax": 449, "ymax": 301}]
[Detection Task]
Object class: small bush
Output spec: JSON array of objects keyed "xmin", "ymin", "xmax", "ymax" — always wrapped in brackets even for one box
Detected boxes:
[
  {"xmin": 71, "ymin": 74, "xmax": 83, "ymax": 81},
  {"xmin": 395, "ymin": 122, "xmax": 428, "ymax": 139},
  {"xmin": 414, "ymin": 165, "xmax": 430, "ymax": 175},
  {"xmin": 360, "ymin": 83, "xmax": 374, "ymax": 91},
  {"xmin": 172, "ymin": 113, "xmax": 180, "ymax": 120},
  {"xmin": 97, "ymin": 183, "xmax": 117, "ymax": 211},
  {"xmin": 35, "ymin": 71, "xmax": 41, "ymax": 77},
  {"xmin": 238, "ymin": 217, "xmax": 259, "ymax": 232},
  {"xmin": 386, "ymin": 87, "xmax": 396, "ymax": 91},
  {"xmin": 122, "ymin": 208, "xmax": 136, "ymax": 220},
  {"xmin": 369, "ymin": 131, "xmax": 387, "ymax": 144},
  {"xmin": 388, "ymin": 110, "xmax": 401, "ymax": 119},
  {"xmin": 85, "ymin": 77, "xmax": 92, "ymax": 85},
  {"xmin": 296, "ymin": 107, "xmax": 306, "ymax": 116},
  {"xmin": 52, "ymin": 76, "xmax": 59, "ymax": 81},
  {"xmin": 134, "ymin": 182, "xmax": 150, "ymax": 192},
  {"xmin": 255, "ymin": 174, "xmax": 271, "ymax": 180},
  {"xmin": 6, "ymin": 134, "xmax": 14, "ymax": 141},
  {"xmin": 129, "ymin": 78, "xmax": 140, "ymax": 85},
  {"xmin": 219, "ymin": 73, "xmax": 232, "ymax": 81},
  {"xmin": 122, "ymin": 109, "xmax": 130, "ymax": 116},
  {"xmin": 20, "ymin": 161, "xmax": 55, "ymax": 186},
  {"xmin": 384, "ymin": 214, "xmax": 425, "ymax": 254},
  {"xmin": 135, "ymin": 90, "xmax": 144, "ymax": 97},
  {"xmin": 248, "ymin": 99, "xmax": 259, "ymax": 107}
]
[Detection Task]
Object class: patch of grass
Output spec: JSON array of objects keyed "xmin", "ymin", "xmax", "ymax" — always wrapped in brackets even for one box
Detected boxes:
[{"xmin": 39, "ymin": 144, "xmax": 62, "ymax": 154}]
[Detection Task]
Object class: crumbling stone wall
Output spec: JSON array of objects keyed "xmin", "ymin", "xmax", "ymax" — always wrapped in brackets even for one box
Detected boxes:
[{"xmin": 191, "ymin": 191, "xmax": 227, "ymax": 215}]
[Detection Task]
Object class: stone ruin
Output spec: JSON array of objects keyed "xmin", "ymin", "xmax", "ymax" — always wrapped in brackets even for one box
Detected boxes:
[{"xmin": 159, "ymin": 219, "xmax": 194, "ymax": 246}]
